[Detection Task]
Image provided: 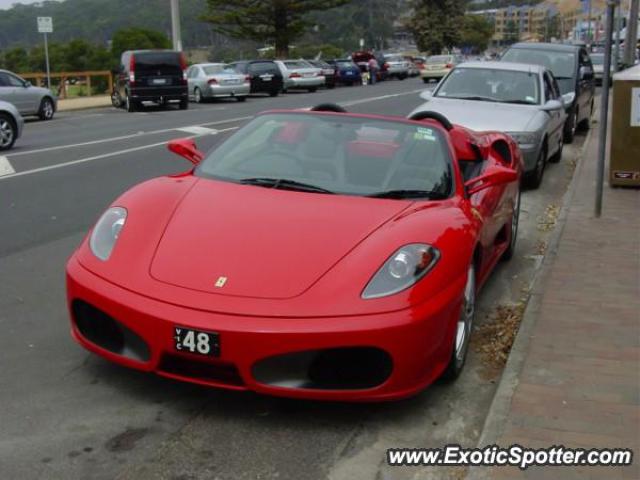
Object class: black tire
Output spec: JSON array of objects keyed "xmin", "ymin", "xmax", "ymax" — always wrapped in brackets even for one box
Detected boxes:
[
  {"xmin": 308, "ymin": 87, "xmax": 317, "ymax": 93},
  {"xmin": 422, "ymin": 78, "xmax": 430, "ymax": 84},
  {"xmin": 179, "ymin": 99, "xmax": 189, "ymax": 110},
  {"xmin": 441, "ymin": 264, "xmax": 476, "ymax": 382},
  {"xmin": 327, "ymin": 83, "xmax": 335, "ymax": 89},
  {"xmin": 38, "ymin": 97, "xmax": 55, "ymax": 121},
  {"xmin": 523, "ymin": 144, "xmax": 547, "ymax": 190},
  {"xmin": 125, "ymin": 93, "xmax": 137, "ymax": 113},
  {"xmin": 111, "ymin": 90, "xmax": 123, "ymax": 108},
  {"xmin": 578, "ymin": 100, "xmax": 593, "ymax": 131},
  {"xmin": 194, "ymin": 87, "xmax": 203, "ymax": 104},
  {"xmin": 549, "ymin": 136, "xmax": 564, "ymax": 163},
  {"xmin": 270, "ymin": 90, "xmax": 279, "ymax": 97},
  {"xmin": 564, "ymin": 107, "xmax": 578, "ymax": 144},
  {"xmin": 0, "ymin": 113, "xmax": 17, "ymax": 151},
  {"xmin": 502, "ymin": 192, "xmax": 521, "ymax": 261}
]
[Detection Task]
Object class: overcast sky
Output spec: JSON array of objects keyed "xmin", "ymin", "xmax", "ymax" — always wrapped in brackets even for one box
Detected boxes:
[{"xmin": 0, "ymin": 0, "xmax": 58, "ymax": 9}]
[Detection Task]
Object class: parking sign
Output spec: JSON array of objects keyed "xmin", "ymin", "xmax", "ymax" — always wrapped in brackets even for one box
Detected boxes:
[{"xmin": 37, "ymin": 17, "xmax": 53, "ymax": 33}]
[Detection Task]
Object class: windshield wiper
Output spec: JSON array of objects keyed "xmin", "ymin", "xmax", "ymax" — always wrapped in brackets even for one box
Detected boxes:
[
  {"xmin": 502, "ymin": 99, "xmax": 536, "ymax": 105},
  {"xmin": 554, "ymin": 76, "xmax": 573, "ymax": 80},
  {"xmin": 367, "ymin": 189, "xmax": 449, "ymax": 200},
  {"xmin": 239, "ymin": 177, "xmax": 334, "ymax": 194},
  {"xmin": 445, "ymin": 95, "xmax": 499, "ymax": 102}
]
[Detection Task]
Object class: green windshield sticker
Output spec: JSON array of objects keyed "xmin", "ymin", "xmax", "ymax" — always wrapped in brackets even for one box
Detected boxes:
[{"xmin": 414, "ymin": 127, "xmax": 436, "ymax": 141}]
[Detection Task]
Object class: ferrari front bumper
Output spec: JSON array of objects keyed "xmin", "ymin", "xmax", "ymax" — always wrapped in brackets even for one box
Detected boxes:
[{"xmin": 66, "ymin": 256, "xmax": 462, "ymax": 402}]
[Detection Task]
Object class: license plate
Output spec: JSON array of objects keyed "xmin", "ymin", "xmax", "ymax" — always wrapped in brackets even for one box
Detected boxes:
[
  {"xmin": 152, "ymin": 78, "xmax": 167, "ymax": 85},
  {"xmin": 346, "ymin": 71, "xmax": 353, "ymax": 76},
  {"xmin": 260, "ymin": 75, "xmax": 273, "ymax": 81},
  {"xmin": 173, "ymin": 326, "xmax": 220, "ymax": 357}
]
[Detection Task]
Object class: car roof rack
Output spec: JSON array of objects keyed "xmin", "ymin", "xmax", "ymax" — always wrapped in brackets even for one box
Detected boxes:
[{"xmin": 310, "ymin": 103, "xmax": 347, "ymax": 113}]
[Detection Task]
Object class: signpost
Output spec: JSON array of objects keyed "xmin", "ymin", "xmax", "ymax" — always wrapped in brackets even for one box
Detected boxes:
[{"xmin": 37, "ymin": 17, "xmax": 53, "ymax": 90}]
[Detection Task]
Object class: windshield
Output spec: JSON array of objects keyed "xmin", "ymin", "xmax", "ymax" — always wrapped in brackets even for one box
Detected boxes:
[
  {"xmin": 436, "ymin": 68, "xmax": 540, "ymax": 105},
  {"xmin": 336, "ymin": 61, "xmax": 355, "ymax": 68},
  {"xmin": 428, "ymin": 56, "xmax": 452, "ymax": 64},
  {"xmin": 196, "ymin": 113, "xmax": 453, "ymax": 198},
  {"xmin": 386, "ymin": 56, "xmax": 404, "ymax": 62},
  {"xmin": 501, "ymin": 49, "xmax": 576, "ymax": 79},
  {"xmin": 283, "ymin": 61, "xmax": 309, "ymax": 69},
  {"xmin": 590, "ymin": 54, "xmax": 604, "ymax": 65},
  {"xmin": 203, "ymin": 65, "xmax": 236, "ymax": 75}
]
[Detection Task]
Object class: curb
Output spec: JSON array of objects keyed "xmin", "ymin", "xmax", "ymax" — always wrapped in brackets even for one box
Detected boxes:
[{"xmin": 466, "ymin": 121, "xmax": 596, "ymax": 480}]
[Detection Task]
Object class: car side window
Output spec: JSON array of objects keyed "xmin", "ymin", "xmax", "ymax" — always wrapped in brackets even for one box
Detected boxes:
[
  {"xmin": 543, "ymin": 73, "xmax": 556, "ymax": 101},
  {"xmin": 550, "ymin": 74, "xmax": 561, "ymax": 99},
  {"xmin": 187, "ymin": 67, "xmax": 198, "ymax": 79},
  {"xmin": 6, "ymin": 74, "xmax": 24, "ymax": 87},
  {"xmin": 0, "ymin": 73, "xmax": 9, "ymax": 87}
]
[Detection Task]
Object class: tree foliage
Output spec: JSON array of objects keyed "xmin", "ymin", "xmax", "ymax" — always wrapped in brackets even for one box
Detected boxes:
[
  {"xmin": 111, "ymin": 28, "xmax": 171, "ymax": 60},
  {"xmin": 408, "ymin": 0, "xmax": 466, "ymax": 55},
  {"xmin": 459, "ymin": 14, "xmax": 494, "ymax": 54},
  {"xmin": 203, "ymin": 0, "xmax": 350, "ymax": 58}
]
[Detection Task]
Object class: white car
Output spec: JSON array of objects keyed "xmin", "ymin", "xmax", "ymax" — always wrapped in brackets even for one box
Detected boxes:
[
  {"xmin": 187, "ymin": 63, "xmax": 250, "ymax": 102},
  {"xmin": 274, "ymin": 60, "xmax": 324, "ymax": 93},
  {"xmin": 383, "ymin": 55, "xmax": 410, "ymax": 80},
  {"xmin": 0, "ymin": 100, "xmax": 24, "ymax": 151},
  {"xmin": 0, "ymin": 69, "xmax": 57, "ymax": 120}
]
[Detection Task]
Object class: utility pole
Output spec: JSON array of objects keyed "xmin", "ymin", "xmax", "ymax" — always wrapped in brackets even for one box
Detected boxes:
[
  {"xmin": 170, "ymin": 0, "xmax": 182, "ymax": 51},
  {"xmin": 624, "ymin": 0, "xmax": 639, "ymax": 65},
  {"xmin": 614, "ymin": 3, "xmax": 623, "ymax": 71},
  {"xmin": 588, "ymin": 0, "xmax": 593, "ymax": 43},
  {"xmin": 595, "ymin": 0, "xmax": 620, "ymax": 218}
]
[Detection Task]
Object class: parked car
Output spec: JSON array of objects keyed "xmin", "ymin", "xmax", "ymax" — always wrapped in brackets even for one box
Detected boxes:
[
  {"xmin": 410, "ymin": 62, "xmax": 567, "ymax": 189},
  {"xmin": 0, "ymin": 100, "xmax": 24, "ymax": 151},
  {"xmin": 111, "ymin": 50, "xmax": 188, "ymax": 112},
  {"xmin": 383, "ymin": 54, "xmax": 410, "ymax": 80},
  {"xmin": 421, "ymin": 55, "xmax": 459, "ymax": 83},
  {"xmin": 0, "ymin": 69, "xmax": 57, "ymax": 120},
  {"xmin": 589, "ymin": 53, "xmax": 614, "ymax": 86},
  {"xmin": 414, "ymin": 56, "xmax": 427, "ymax": 73},
  {"xmin": 274, "ymin": 60, "xmax": 324, "ymax": 93},
  {"xmin": 351, "ymin": 51, "xmax": 389, "ymax": 81},
  {"xmin": 66, "ymin": 103, "xmax": 522, "ymax": 401},
  {"xmin": 307, "ymin": 60, "xmax": 336, "ymax": 89},
  {"xmin": 403, "ymin": 56, "xmax": 420, "ymax": 77},
  {"xmin": 500, "ymin": 42, "xmax": 596, "ymax": 144},
  {"xmin": 228, "ymin": 60, "xmax": 283, "ymax": 97},
  {"xmin": 327, "ymin": 59, "xmax": 362, "ymax": 86},
  {"xmin": 187, "ymin": 63, "xmax": 249, "ymax": 103}
]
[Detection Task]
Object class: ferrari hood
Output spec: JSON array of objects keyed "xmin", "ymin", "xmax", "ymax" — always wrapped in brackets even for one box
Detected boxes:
[
  {"xmin": 150, "ymin": 179, "xmax": 409, "ymax": 299},
  {"xmin": 412, "ymin": 98, "xmax": 537, "ymax": 132}
]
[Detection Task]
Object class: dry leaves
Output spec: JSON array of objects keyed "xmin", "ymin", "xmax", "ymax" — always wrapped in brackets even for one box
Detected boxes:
[
  {"xmin": 535, "ymin": 240, "xmax": 548, "ymax": 255},
  {"xmin": 536, "ymin": 204, "xmax": 560, "ymax": 232},
  {"xmin": 474, "ymin": 303, "xmax": 526, "ymax": 369}
]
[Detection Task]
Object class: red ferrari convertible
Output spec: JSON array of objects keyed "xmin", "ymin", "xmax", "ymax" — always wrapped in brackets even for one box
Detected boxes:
[{"xmin": 66, "ymin": 104, "xmax": 523, "ymax": 401}]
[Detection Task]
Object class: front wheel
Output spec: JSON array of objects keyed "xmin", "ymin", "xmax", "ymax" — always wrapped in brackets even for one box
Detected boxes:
[
  {"xmin": 308, "ymin": 87, "xmax": 317, "ymax": 93},
  {"xmin": 38, "ymin": 97, "xmax": 55, "ymax": 120},
  {"xmin": 125, "ymin": 93, "xmax": 136, "ymax": 113},
  {"xmin": 422, "ymin": 78, "xmax": 430, "ymax": 84},
  {"xmin": 236, "ymin": 96, "xmax": 246, "ymax": 102},
  {"xmin": 523, "ymin": 144, "xmax": 547, "ymax": 190},
  {"xmin": 111, "ymin": 90, "xmax": 123, "ymax": 108},
  {"xmin": 441, "ymin": 264, "xmax": 476, "ymax": 382},
  {"xmin": 270, "ymin": 90, "xmax": 279, "ymax": 97},
  {"xmin": 0, "ymin": 113, "xmax": 17, "ymax": 151},
  {"xmin": 564, "ymin": 108, "xmax": 578, "ymax": 144},
  {"xmin": 193, "ymin": 87, "xmax": 203, "ymax": 104}
]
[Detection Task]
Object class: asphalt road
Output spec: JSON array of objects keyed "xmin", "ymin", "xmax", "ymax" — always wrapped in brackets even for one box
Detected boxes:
[{"xmin": 0, "ymin": 78, "xmax": 589, "ymax": 480}]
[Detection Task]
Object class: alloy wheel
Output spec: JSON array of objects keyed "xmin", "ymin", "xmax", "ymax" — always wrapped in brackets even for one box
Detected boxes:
[
  {"xmin": 454, "ymin": 265, "xmax": 476, "ymax": 366},
  {"xmin": 41, "ymin": 99, "xmax": 54, "ymax": 120},
  {"xmin": 0, "ymin": 118, "xmax": 14, "ymax": 148},
  {"xmin": 194, "ymin": 88, "xmax": 202, "ymax": 103}
]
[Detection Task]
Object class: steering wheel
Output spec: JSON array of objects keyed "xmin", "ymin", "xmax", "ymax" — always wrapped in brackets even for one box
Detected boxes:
[
  {"xmin": 310, "ymin": 103, "xmax": 347, "ymax": 113},
  {"xmin": 408, "ymin": 111, "xmax": 453, "ymax": 131}
]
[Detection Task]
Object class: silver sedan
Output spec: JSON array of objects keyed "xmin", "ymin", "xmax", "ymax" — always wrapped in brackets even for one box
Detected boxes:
[
  {"xmin": 0, "ymin": 69, "xmax": 57, "ymax": 120},
  {"xmin": 409, "ymin": 61, "xmax": 568, "ymax": 189},
  {"xmin": 187, "ymin": 63, "xmax": 250, "ymax": 102},
  {"xmin": 274, "ymin": 60, "xmax": 324, "ymax": 93},
  {"xmin": 0, "ymin": 100, "xmax": 24, "ymax": 151}
]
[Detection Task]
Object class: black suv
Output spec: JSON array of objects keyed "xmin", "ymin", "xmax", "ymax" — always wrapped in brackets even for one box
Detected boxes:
[
  {"xmin": 112, "ymin": 50, "xmax": 189, "ymax": 112},
  {"xmin": 228, "ymin": 60, "xmax": 283, "ymax": 97},
  {"xmin": 501, "ymin": 42, "xmax": 595, "ymax": 143}
]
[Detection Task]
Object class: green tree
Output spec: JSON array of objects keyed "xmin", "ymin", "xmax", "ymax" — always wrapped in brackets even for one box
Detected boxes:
[
  {"xmin": 408, "ymin": 0, "xmax": 465, "ymax": 55},
  {"xmin": 1, "ymin": 47, "xmax": 29, "ymax": 72},
  {"xmin": 110, "ymin": 27, "xmax": 171, "ymax": 60},
  {"xmin": 203, "ymin": 0, "xmax": 350, "ymax": 58},
  {"xmin": 459, "ymin": 14, "xmax": 494, "ymax": 53}
]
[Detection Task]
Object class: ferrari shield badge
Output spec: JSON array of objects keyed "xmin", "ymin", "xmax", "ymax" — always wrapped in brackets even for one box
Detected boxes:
[{"xmin": 215, "ymin": 276, "xmax": 228, "ymax": 288}]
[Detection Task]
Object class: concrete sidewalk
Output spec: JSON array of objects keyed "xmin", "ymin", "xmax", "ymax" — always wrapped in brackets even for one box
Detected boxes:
[
  {"xmin": 57, "ymin": 95, "xmax": 111, "ymax": 112},
  {"xmin": 469, "ymin": 122, "xmax": 640, "ymax": 479}
]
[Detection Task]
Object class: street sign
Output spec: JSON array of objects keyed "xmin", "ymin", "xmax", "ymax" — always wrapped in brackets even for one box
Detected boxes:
[{"xmin": 37, "ymin": 17, "xmax": 53, "ymax": 33}]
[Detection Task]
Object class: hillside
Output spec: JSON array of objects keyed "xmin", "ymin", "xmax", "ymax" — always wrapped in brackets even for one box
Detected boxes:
[{"xmin": 0, "ymin": 0, "xmax": 215, "ymax": 49}]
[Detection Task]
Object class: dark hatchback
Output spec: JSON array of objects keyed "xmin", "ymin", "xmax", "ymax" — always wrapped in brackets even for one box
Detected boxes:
[
  {"xmin": 228, "ymin": 60, "xmax": 283, "ymax": 96},
  {"xmin": 307, "ymin": 60, "xmax": 336, "ymax": 88},
  {"xmin": 112, "ymin": 50, "xmax": 188, "ymax": 112},
  {"xmin": 501, "ymin": 42, "xmax": 595, "ymax": 143},
  {"xmin": 327, "ymin": 59, "xmax": 362, "ymax": 86}
]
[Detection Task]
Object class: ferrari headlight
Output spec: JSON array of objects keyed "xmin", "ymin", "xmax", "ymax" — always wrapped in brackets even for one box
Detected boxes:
[
  {"xmin": 89, "ymin": 207, "xmax": 127, "ymax": 261},
  {"xmin": 506, "ymin": 132, "xmax": 538, "ymax": 147},
  {"xmin": 362, "ymin": 244, "xmax": 440, "ymax": 299}
]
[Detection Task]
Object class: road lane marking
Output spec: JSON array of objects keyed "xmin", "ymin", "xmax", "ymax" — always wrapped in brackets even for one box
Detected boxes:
[
  {"xmin": 176, "ymin": 126, "xmax": 219, "ymax": 135},
  {"xmin": 6, "ymin": 116, "xmax": 252, "ymax": 158},
  {"xmin": 0, "ymin": 156, "xmax": 15, "ymax": 177},
  {"xmin": 0, "ymin": 127, "xmax": 239, "ymax": 182}
]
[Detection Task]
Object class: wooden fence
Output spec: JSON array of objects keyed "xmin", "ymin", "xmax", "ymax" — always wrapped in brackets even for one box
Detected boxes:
[{"xmin": 18, "ymin": 71, "xmax": 113, "ymax": 99}]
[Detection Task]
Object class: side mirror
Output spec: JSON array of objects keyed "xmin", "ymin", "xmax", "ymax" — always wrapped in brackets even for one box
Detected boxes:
[
  {"xmin": 561, "ymin": 92, "xmax": 575, "ymax": 107},
  {"xmin": 167, "ymin": 138, "xmax": 204, "ymax": 165},
  {"xmin": 420, "ymin": 90, "xmax": 433, "ymax": 100},
  {"xmin": 24, "ymin": 81, "xmax": 31, "ymax": 88},
  {"xmin": 541, "ymin": 99, "xmax": 563, "ymax": 112},
  {"xmin": 465, "ymin": 165, "xmax": 518, "ymax": 196}
]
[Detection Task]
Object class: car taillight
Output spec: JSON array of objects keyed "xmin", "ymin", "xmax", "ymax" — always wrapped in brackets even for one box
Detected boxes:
[
  {"xmin": 208, "ymin": 78, "xmax": 218, "ymax": 85},
  {"xmin": 129, "ymin": 55, "xmax": 136, "ymax": 85},
  {"xmin": 180, "ymin": 52, "xmax": 188, "ymax": 84},
  {"xmin": 244, "ymin": 75, "xmax": 251, "ymax": 83},
  {"xmin": 446, "ymin": 63, "xmax": 453, "ymax": 69},
  {"xmin": 383, "ymin": 63, "xmax": 389, "ymax": 70},
  {"xmin": 289, "ymin": 72, "xmax": 301, "ymax": 78}
]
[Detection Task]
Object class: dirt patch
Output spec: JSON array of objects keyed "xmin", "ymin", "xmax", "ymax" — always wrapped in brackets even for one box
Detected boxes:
[
  {"xmin": 105, "ymin": 427, "xmax": 150, "ymax": 453},
  {"xmin": 473, "ymin": 303, "xmax": 526, "ymax": 371},
  {"xmin": 536, "ymin": 204, "xmax": 560, "ymax": 232}
]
